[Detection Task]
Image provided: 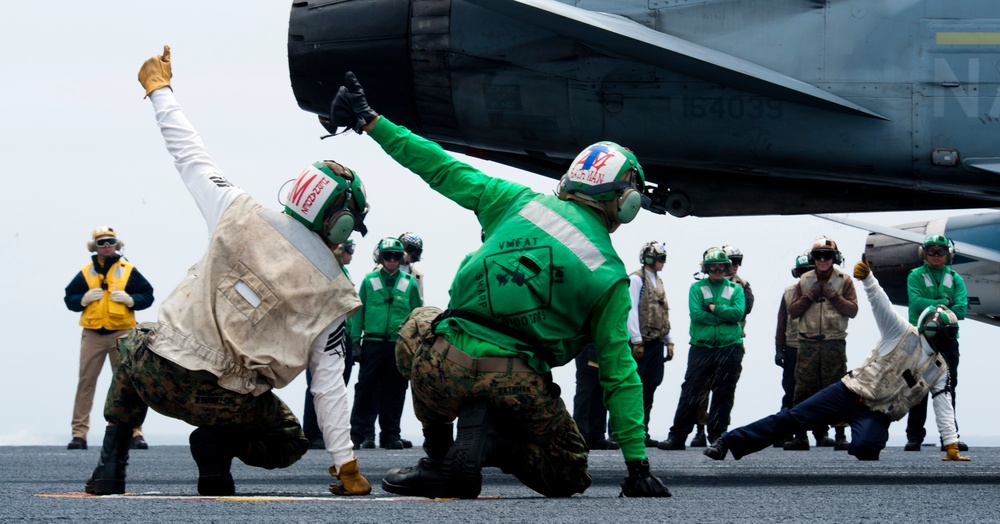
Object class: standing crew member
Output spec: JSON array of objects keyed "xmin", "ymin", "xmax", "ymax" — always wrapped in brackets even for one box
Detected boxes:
[
  {"xmin": 784, "ymin": 237, "xmax": 857, "ymax": 451},
  {"xmin": 903, "ymin": 234, "xmax": 968, "ymax": 452},
  {"xmin": 350, "ymin": 238, "xmax": 422, "ymax": 450},
  {"xmin": 330, "ymin": 72, "xmax": 670, "ymax": 498},
  {"xmin": 772, "ymin": 253, "xmax": 813, "ymax": 446},
  {"xmin": 398, "ymin": 232, "xmax": 425, "ymax": 300},
  {"xmin": 627, "ymin": 241, "xmax": 674, "ymax": 448},
  {"xmin": 658, "ymin": 248, "xmax": 745, "ymax": 450},
  {"xmin": 64, "ymin": 226, "xmax": 154, "ymax": 451}
]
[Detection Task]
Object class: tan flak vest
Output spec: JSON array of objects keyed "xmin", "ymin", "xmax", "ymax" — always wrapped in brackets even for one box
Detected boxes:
[
  {"xmin": 841, "ymin": 330, "xmax": 948, "ymax": 421},
  {"xmin": 148, "ymin": 194, "xmax": 361, "ymax": 396},
  {"xmin": 782, "ymin": 285, "xmax": 799, "ymax": 349},
  {"xmin": 630, "ymin": 268, "xmax": 670, "ymax": 342},
  {"xmin": 797, "ymin": 269, "xmax": 850, "ymax": 341}
]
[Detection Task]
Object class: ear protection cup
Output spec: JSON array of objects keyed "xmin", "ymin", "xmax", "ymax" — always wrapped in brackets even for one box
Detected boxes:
[
  {"xmin": 617, "ymin": 188, "xmax": 643, "ymax": 223},
  {"xmin": 323, "ymin": 210, "xmax": 355, "ymax": 246},
  {"xmin": 644, "ymin": 255, "xmax": 656, "ymax": 265}
]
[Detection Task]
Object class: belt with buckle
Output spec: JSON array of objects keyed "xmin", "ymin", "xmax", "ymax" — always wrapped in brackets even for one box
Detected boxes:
[{"xmin": 432, "ymin": 337, "xmax": 534, "ymax": 374}]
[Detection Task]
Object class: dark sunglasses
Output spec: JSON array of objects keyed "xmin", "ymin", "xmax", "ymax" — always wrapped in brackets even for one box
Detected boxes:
[
  {"xmin": 381, "ymin": 251, "xmax": 404, "ymax": 262},
  {"xmin": 925, "ymin": 247, "xmax": 949, "ymax": 257},
  {"xmin": 342, "ymin": 244, "xmax": 355, "ymax": 254},
  {"xmin": 653, "ymin": 254, "xmax": 667, "ymax": 263},
  {"xmin": 924, "ymin": 323, "xmax": 958, "ymax": 340},
  {"xmin": 707, "ymin": 264, "xmax": 728, "ymax": 273},
  {"xmin": 95, "ymin": 238, "xmax": 118, "ymax": 247},
  {"xmin": 811, "ymin": 250, "xmax": 835, "ymax": 261}
]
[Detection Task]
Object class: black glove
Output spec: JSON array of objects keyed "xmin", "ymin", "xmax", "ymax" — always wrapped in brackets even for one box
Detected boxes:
[
  {"xmin": 353, "ymin": 340, "xmax": 363, "ymax": 365},
  {"xmin": 619, "ymin": 459, "xmax": 671, "ymax": 498},
  {"xmin": 331, "ymin": 71, "xmax": 379, "ymax": 134},
  {"xmin": 774, "ymin": 348, "xmax": 784, "ymax": 367}
]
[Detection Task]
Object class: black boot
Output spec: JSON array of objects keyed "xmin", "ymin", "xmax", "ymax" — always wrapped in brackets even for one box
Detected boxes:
[
  {"xmin": 190, "ymin": 427, "xmax": 236, "ymax": 496},
  {"xmin": 85, "ymin": 425, "xmax": 133, "ymax": 495},
  {"xmin": 381, "ymin": 423, "xmax": 455, "ymax": 498},
  {"xmin": 438, "ymin": 400, "xmax": 491, "ymax": 499},
  {"xmin": 783, "ymin": 433, "xmax": 810, "ymax": 451},
  {"xmin": 690, "ymin": 425, "xmax": 707, "ymax": 447},
  {"xmin": 834, "ymin": 427, "xmax": 849, "ymax": 451}
]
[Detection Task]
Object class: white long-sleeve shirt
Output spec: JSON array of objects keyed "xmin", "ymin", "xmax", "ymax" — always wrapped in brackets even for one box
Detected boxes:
[
  {"xmin": 149, "ymin": 88, "xmax": 355, "ymax": 467},
  {"xmin": 860, "ymin": 273, "xmax": 958, "ymax": 445}
]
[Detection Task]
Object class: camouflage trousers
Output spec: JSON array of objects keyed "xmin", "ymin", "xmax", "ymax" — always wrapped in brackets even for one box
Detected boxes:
[
  {"xmin": 793, "ymin": 339, "xmax": 848, "ymax": 406},
  {"xmin": 105, "ymin": 322, "xmax": 308, "ymax": 469},
  {"xmin": 396, "ymin": 307, "xmax": 591, "ymax": 497}
]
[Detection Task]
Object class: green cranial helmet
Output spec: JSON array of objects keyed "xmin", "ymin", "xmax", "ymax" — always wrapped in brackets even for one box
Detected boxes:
[
  {"xmin": 374, "ymin": 237, "xmax": 405, "ymax": 263},
  {"xmin": 923, "ymin": 234, "xmax": 950, "ymax": 248},
  {"xmin": 284, "ymin": 161, "xmax": 369, "ymax": 245},
  {"xmin": 703, "ymin": 247, "xmax": 729, "ymax": 265},
  {"xmin": 917, "ymin": 304, "xmax": 959, "ymax": 340},
  {"xmin": 702, "ymin": 247, "xmax": 731, "ymax": 274},
  {"xmin": 792, "ymin": 253, "xmax": 815, "ymax": 278}
]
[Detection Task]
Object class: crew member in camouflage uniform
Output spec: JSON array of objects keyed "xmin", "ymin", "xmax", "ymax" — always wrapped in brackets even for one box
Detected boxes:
[
  {"xmin": 657, "ymin": 248, "xmax": 746, "ymax": 451},
  {"xmin": 627, "ymin": 241, "xmax": 674, "ymax": 448},
  {"xmin": 903, "ymin": 234, "xmax": 968, "ymax": 452},
  {"xmin": 330, "ymin": 72, "xmax": 670, "ymax": 499},
  {"xmin": 84, "ymin": 46, "xmax": 372, "ymax": 498},
  {"xmin": 784, "ymin": 237, "xmax": 858, "ymax": 451}
]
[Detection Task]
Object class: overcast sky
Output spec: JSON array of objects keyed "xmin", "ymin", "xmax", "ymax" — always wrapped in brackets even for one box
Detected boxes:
[{"xmin": 2, "ymin": 1, "xmax": 996, "ymax": 449}]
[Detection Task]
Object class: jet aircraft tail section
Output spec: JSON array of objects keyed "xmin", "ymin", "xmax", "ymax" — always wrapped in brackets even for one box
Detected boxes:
[{"xmin": 470, "ymin": 0, "xmax": 887, "ymax": 120}]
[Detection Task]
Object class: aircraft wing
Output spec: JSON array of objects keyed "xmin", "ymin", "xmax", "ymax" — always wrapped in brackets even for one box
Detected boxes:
[
  {"xmin": 815, "ymin": 214, "xmax": 1000, "ymax": 265},
  {"xmin": 469, "ymin": 0, "xmax": 887, "ymax": 120},
  {"xmin": 965, "ymin": 159, "xmax": 1000, "ymax": 176}
]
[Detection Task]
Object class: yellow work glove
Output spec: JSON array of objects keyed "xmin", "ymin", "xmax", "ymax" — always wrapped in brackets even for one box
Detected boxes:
[
  {"xmin": 329, "ymin": 457, "xmax": 371, "ymax": 495},
  {"xmin": 138, "ymin": 45, "xmax": 172, "ymax": 97},
  {"xmin": 631, "ymin": 342, "xmax": 644, "ymax": 360},
  {"xmin": 853, "ymin": 260, "xmax": 871, "ymax": 280},
  {"xmin": 942, "ymin": 443, "xmax": 970, "ymax": 461}
]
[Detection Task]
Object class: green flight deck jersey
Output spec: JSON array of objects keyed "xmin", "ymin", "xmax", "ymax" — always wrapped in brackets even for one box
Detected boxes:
[{"xmin": 368, "ymin": 117, "xmax": 647, "ymax": 460}]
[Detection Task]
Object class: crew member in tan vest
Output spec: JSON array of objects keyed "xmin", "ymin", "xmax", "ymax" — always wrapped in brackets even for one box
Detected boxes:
[
  {"xmin": 626, "ymin": 241, "xmax": 674, "ymax": 448},
  {"xmin": 784, "ymin": 237, "xmax": 857, "ymax": 451}
]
